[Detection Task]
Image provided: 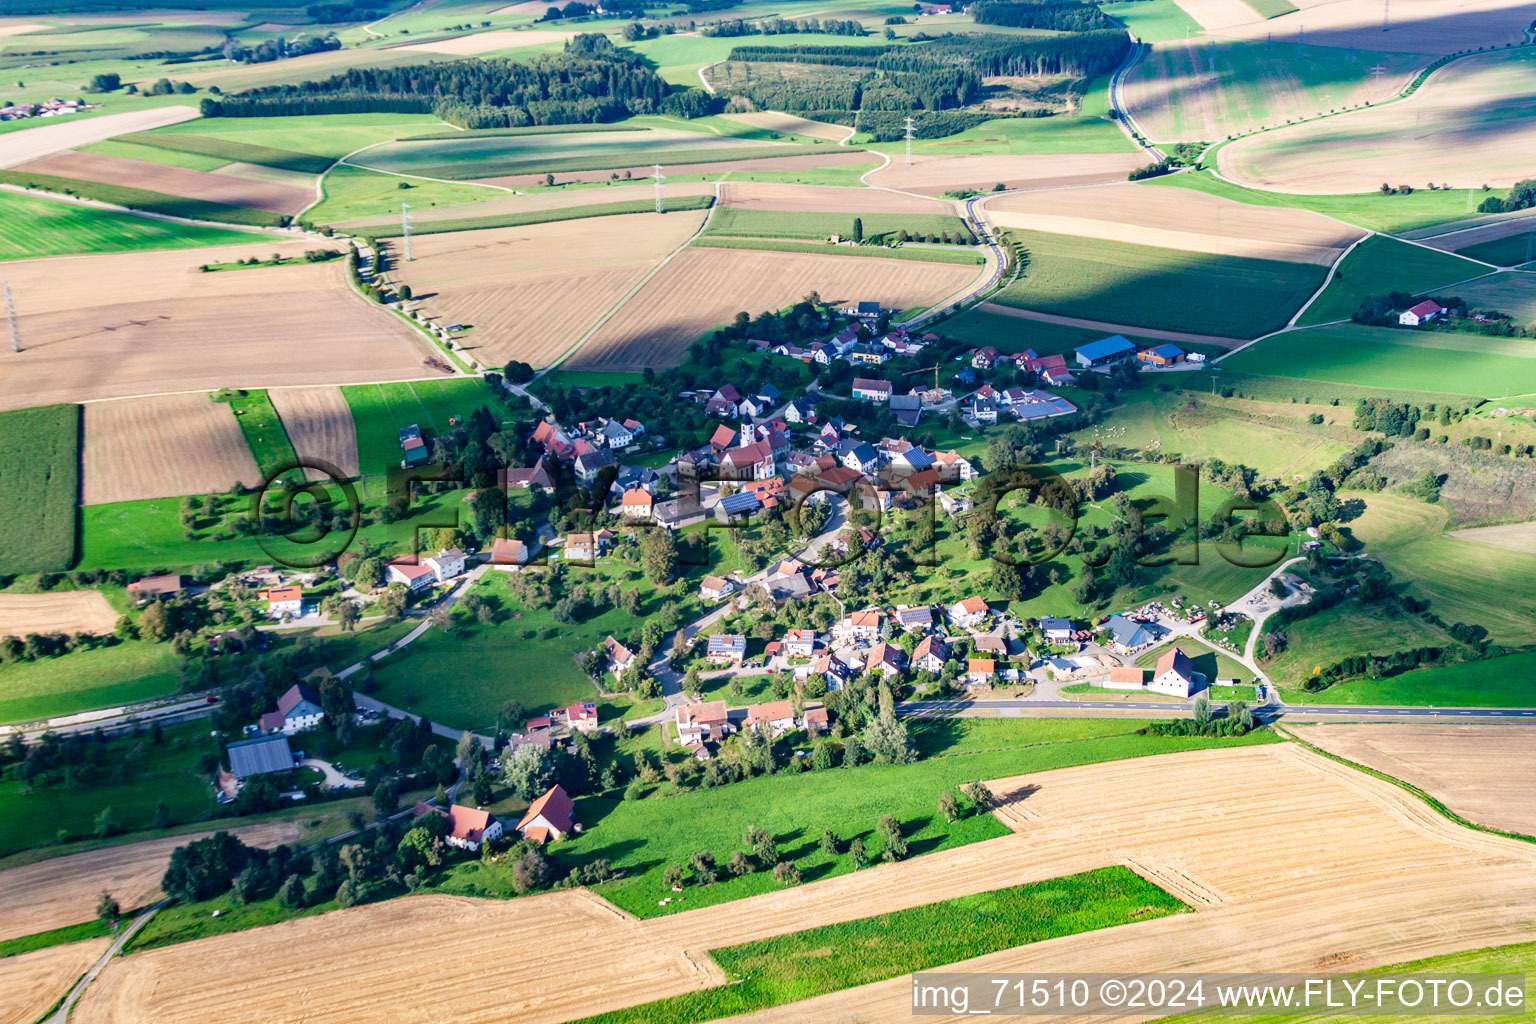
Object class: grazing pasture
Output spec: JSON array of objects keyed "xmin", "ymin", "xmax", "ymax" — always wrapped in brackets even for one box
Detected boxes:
[
  {"xmin": 10, "ymin": 150, "xmax": 313, "ymax": 216},
  {"xmin": 569, "ymin": 246, "xmax": 979, "ymax": 371},
  {"xmin": 268, "ymin": 387, "xmax": 360, "ymax": 480},
  {"xmin": 0, "ymin": 591, "xmax": 117, "ymax": 639},
  {"xmin": 355, "ymin": 129, "xmax": 808, "ymax": 180},
  {"xmin": 1219, "ymin": 48, "xmax": 1536, "ymax": 193},
  {"xmin": 0, "ymin": 105, "xmax": 197, "ymax": 170},
  {"xmin": 0, "ymin": 241, "xmax": 439, "ymax": 410},
  {"xmin": 82, "ymin": 394, "xmax": 260, "ymax": 505},
  {"xmin": 992, "ymin": 229, "xmax": 1326, "ymax": 338},
  {"xmin": 393, "ymin": 213, "xmax": 706, "ymax": 369},
  {"xmin": 0, "ymin": 189, "xmax": 256, "ymax": 261},
  {"xmin": 1219, "ymin": 322, "xmax": 1536, "ymax": 398},
  {"xmin": 1122, "ymin": 40, "xmax": 1419, "ymax": 142},
  {"xmin": 1295, "ymin": 235, "xmax": 1487, "ymax": 325},
  {"xmin": 988, "ymin": 184, "xmax": 1362, "ymax": 264},
  {"xmin": 866, "ymin": 152, "xmax": 1144, "ymax": 195},
  {"xmin": 226, "ymin": 390, "xmax": 300, "ymax": 481},
  {"xmin": 1290, "ymin": 722, "xmax": 1536, "ymax": 836},
  {"xmin": 0, "ymin": 404, "xmax": 78, "ymax": 574}
]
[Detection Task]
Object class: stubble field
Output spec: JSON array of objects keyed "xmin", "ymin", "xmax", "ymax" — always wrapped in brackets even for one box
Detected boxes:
[
  {"xmin": 0, "ymin": 241, "xmax": 440, "ymax": 409},
  {"xmin": 267, "ymin": 386, "xmax": 361, "ymax": 480},
  {"xmin": 394, "ymin": 213, "xmax": 708, "ymax": 368},
  {"xmin": 0, "ymin": 938, "xmax": 111, "ymax": 1024},
  {"xmin": 1219, "ymin": 48, "xmax": 1536, "ymax": 193},
  {"xmin": 0, "ymin": 105, "xmax": 197, "ymax": 169},
  {"xmin": 81, "ymin": 393, "xmax": 261, "ymax": 504},
  {"xmin": 1289, "ymin": 722, "xmax": 1536, "ymax": 836},
  {"xmin": 866, "ymin": 152, "xmax": 1145, "ymax": 195},
  {"xmin": 987, "ymin": 183, "xmax": 1362, "ymax": 264},
  {"xmin": 568, "ymin": 246, "xmax": 980, "ymax": 370},
  {"xmin": 0, "ymin": 821, "xmax": 302, "ymax": 944},
  {"xmin": 0, "ymin": 591, "xmax": 118, "ymax": 638},
  {"xmin": 70, "ymin": 744, "xmax": 1536, "ymax": 1024},
  {"xmin": 11, "ymin": 150, "xmax": 313, "ymax": 216}
]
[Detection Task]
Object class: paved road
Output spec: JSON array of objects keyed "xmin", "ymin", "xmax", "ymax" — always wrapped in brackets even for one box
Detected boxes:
[
  {"xmin": 900, "ymin": 699, "xmax": 1536, "ymax": 721},
  {"xmin": 44, "ymin": 897, "xmax": 171, "ymax": 1024}
]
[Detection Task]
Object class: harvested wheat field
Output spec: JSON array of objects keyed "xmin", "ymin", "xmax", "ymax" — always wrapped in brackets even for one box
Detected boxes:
[
  {"xmin": 718, "ymin": 181, "xmax": 953, "ymax": 214},
  {"xmin": 569, "ymin": 246, "xmax": 980, "ymax": 371},
  {"xmin": 394, "ymin": 213, "xmax": 706, "ymax": 368},
  {"xmin": 334, "ymin": 182, "xmax": 717, "ymax": 230},
  {"xmin": 491, "ymin": 0, "xmax": 550, "ymax": 12},
  {"xmin": 82, "ymin": 393, "xmax": 261, "ymax": 504},
  {"xmin": 395, "ymin": 28, "xmax": 574, "ymax": 54},
  {"xmin": 988, "ymin": 183, "xmax": 1362, "ymax": 264},
  {"xmin": 473, "ymin": 149, "xmax": 877, "ymax": 189},
  {"xmin": 1214, "ymin": 0, "xmax": 1536, "ymax": 52},
  {"xmin": 72, "ymin": 745, "xmax": 1536, "ymax": 1024},
  {"xmin": 0, "ymin": 822, "xmax": 302, "ymax": 945},
  {"xmin": 0, "ymin": 105, "xmax": 197, "ymax": 170},
  {"xmin": 0, "ymin": 591, "xmax": 118, "ymax": 638},
  {"xmin": 1172, "ymin": 0, "xmax": 1259, "ymax": 31},
  {"xmin": 11, "ymin": 150, "xmax": 313, "ymax": 215},
  {"xmin": 0, "ymin": 21, "xmax": 46, "ymax": 36},
  {"xmin": 719, "ymin": 111, "xmax": 851, "ymax": 142},
  {"xmin": 1449, "ymin": 520, "xmax": 1536, "ymax": 553},
  {"xmin": 0, "ymin": 938, "xmax": 110, "ymax": 1024},
  {"xmin": 268, "ymin": 386, "xmax": 360, "ymax": 480},
  {"xmin": 1220, "ymin": 48, "xmax": 1536, "ymax": 193},
  {"xmin": 867, "ymin": 152, "xmax": 1144, "ymax": 196},
  {"xmin": 0, "ymin": 241, "xmax": 439, "ymax": 409},
  {"xmin": 1290, "ymin": 722, "xmax": 1536, "ymax": 837}
]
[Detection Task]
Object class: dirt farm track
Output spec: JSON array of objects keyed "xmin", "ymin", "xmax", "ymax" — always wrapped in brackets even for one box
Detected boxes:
[
  {"xmin": 69, "ymin": 744, "xmax": 1536, "ymax": 1024},
  {"xmin": 0, "ymin": 242, "xmax": 442, "ymax": 409}
]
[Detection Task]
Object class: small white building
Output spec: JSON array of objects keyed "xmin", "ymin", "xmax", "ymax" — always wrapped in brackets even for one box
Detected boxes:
[
  {"xmin": 387, "ymin": 560, "xmax": 435, "ymax": 592},
  {"xmin": 948, "ymin": 596, "xmax": 990, "ymax": 629},
  {"xmin": 1399, "ymin": 299, "xmax": 1445, "ymax": 326}
]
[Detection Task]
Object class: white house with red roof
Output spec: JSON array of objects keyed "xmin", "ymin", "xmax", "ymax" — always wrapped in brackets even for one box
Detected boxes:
[
  {"xmin": 1399, "ymin": 299, "xmax": 1446, "ymax": 326},
  {"xmin": 676, "ymin": 701, "xmax": 732, "ymax": 744},
  {"xmin": 516, "ymin": 785, "xmax": 576, "ymax": 844},
  {"xmin": 387, "ymin": 559, "xmax": 436, "ymax": 592},
  {"xmin": 782, "ymin": 628, "xmax": 817, "ymax": 658},
  {"xmin": 1150, "ymin": 647, "xmax": 1198, "ymax": 697},
  {"xmin": 948, "ymin": 596, "xmax": 991, "ymax": 628},
  {"xmin": 559, "ymin": 701, "xmax": 599, "ymax": 734},
  {"xmin": 445, "ymin": 804, "xmax": 503, "ymax": 851},
  {"xmin": 851, "ymin": 377, "xmax": 893, "ymax": 402}
]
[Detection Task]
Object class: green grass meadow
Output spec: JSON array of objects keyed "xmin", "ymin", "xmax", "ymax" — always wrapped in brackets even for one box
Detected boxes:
[
  {"xmin": 308, "ymin": 164, "xmax": 504, "ymax": 224},
  {"xmin": 705, "ymin": 208, "xmax": 973, "ymax": 242},
  {"xmin": 143, "ymin": 113, "xmax": 452, "ymax": 161},
  {"xmin": 342, "ymin": 377, "xmax": 505, "ymax": 479},
  {"xmin": 117, "ymin": 130, "xmax": 335, "ymax": 173},
  {"xmin": 993, "ymin": 228, "xmax": 1325, "ymax": 338},
  {"xmin": 693, "ymin": 236, "xmax": 985, "ymax": 265},
  {"xmin": 575, "ymin": 867, "xmax": 1185, "ymax": 1024},
  {"xmin": 227, "ymin": 390, "xmax": 300, "ymax": 481},
  {"xmin": 1296, "ymin": 235, "xmax": 1490, "ymax": 326},
  {"xmin": 0, "ymin": 404, "xmax": 79, "ymax": 574},
  {"xmin": 0, "ymin": 639, "xmax": 179, "ymax": 725},
  {"xmin": 0, "ymin": 190, "xmax": 257, "ymax": 261},
  {"xmin": 1456, "ymin": 231, "xmax": 1536, "ymax": 268}
]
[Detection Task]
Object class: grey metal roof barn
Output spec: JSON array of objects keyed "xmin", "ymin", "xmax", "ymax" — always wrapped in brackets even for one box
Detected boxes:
[{"xmin": 226, "ymin": 734, "xmax": 295, "ymax": 779}]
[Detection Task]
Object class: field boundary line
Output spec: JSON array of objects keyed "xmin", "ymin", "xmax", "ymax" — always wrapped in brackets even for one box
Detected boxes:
[
  {"xmin": 1277, "ymin": 725, "xmax": 1536, "ymax": 846},
  {"xmin": 535, "ymin": 185, "xmax": 722, "ymax": 376},
  {"xmin": 1286, "ymin": 231, "xmax": 1370, "ymax": 327},
  {"xmin": 0, "ymin": 182, "xmax": 298, "ymax": 239}
]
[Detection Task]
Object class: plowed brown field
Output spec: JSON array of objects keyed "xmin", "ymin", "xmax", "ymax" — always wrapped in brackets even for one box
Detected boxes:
[
  {"xmin": 718, "ymin": 181, "xmax": 953, "ymax": 214},
  {"xmin": 0, "ymin": 822, "xmax": 302, "ymax": 944},
  {"xmin": 393, "ymin": 213, "xmax": 707, "ymax": 368},
  {"xmin": 866, "ymin": 152, "xmax": 1145, "ymax": 195},
  {"xmin": 0, "ymin": 591, "xmax": 118, "ymax": 638},
  {"xmin": 568, "ymin": 246, "xmax": 979, "ymax": 370},
  {"xmin": 12, "ymin": 150, "xmax": 313, "ymax": 215},
  {"xmin": 268, "ymin": 386, "xmax": 360, "ymax": 480},
  {"xmin": 82, "ymin": 393, "xmax": 261, "ymax": 503},
  {"xmin": 986, "ymin": 184, "xmax": 1363, "ymax": 264},
  {"xmin": 1289, "ymin": 722, "xmax": 1536, "ymax": 837},
  {"xmin": 0, "ymin": 939, "xmax": 110, "ymax": 1024},
  {"xmin": 73, "ymin": 744, "xmax": 1536, "ymax": 1024},
  {"xmin": 0, "ymin": 242, "xmax": 439, "ymax": 409}
]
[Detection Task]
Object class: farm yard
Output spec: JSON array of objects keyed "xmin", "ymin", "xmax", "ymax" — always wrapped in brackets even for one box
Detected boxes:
[
  {"xmin": 1289, "ymin": 722, "xmax": 1536, "ymax": 837},
  {"xmin": 0, "ymin": 404, "xmax": 78, "ymax": 574},
  {"xmin": 1218, "ymin": 47, "xmax": 1536, "ymax": 193},
  {"xmin": 567, "ymin": 246, "xmax": 981, "ymax": 371},
  {"xmin": 1120, "ymin": 39, "xmax": 1420, "ymax": 142},
  {"xmin": 0, "ymin": 241, "xmax": 440, "ymax": 410},
  {"xmin": 865, "ymin": 152, "xmax": 1145, "ymax": 195},
  {"xmin": 268, "ymin": 386, "xmax": 361, "ymax": 480},
  {"xmin": 342, "ymin": 378, "xmax": 505, "ymax": 480},
  {"xmin": 81, "ymin": 393, "xmax": 261, "ymax": 504},
  {"xmin": 0, "ymin": 190, "xmax": 257, "ymax": 261},
  {"xmin": 0, "ymin": 939, "xmax": 112, "ymax": 1024},
  {"xmin": 67, "ymin": 743, "xmax": 1536, "ymax": 1024},
  {"xmin": 0, "ymin": 822, "xmax": 303, "ymax": 944},
  {"xmin": 392, "ymin": 213, "xmax": 708, "ymax": 369},
  {"xmin": 992, "ymin": 228, "xmax": 1327, "ymax": 338},
  {"xmin": 1219, "ymin": 322, "xmax": 1536, "ymax": 398},
  {"xmin": 9, "ymin": 149, "xmax": 314, "ymax": 216},
  {"xmin": 0, "ymin": 591, "xmax": 118, "ymax": 639},
  {"xmin": 988, "ymin": 184, "xmax": 1363, "ymax": 264}
]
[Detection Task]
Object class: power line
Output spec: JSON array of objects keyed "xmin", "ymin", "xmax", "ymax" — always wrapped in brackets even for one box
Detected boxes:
[
  {"xmin": 400, "ymin": 202, "xmax": 413, "ymax": 262},
  {"xmin": 2, "ymin": 282, "xmax": 18, "ymax": 353},
  {"xmin": 1383, "ymin": 0, "xmax": 1390, "ymax": 31},
  {"xmin": 653, "ymin": 162, "xmax": 665, "ymax": 214},
  {"xmin": 904, "ymin": 115, "xmax": 916, "ymax": 167}
]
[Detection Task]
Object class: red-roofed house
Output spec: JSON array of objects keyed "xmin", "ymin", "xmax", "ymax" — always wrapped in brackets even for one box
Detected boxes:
[
  {"xmin": 620, "ymin": 487, "xmax": 654, "ymax": 520},
  {"xmin": 743, "ymin": 700, "xmax": 796, "ymax": 736},
  {"xmin": 948, "ymin": 596, "xmax": 990, "ymax": 628},
  {"xmin": 445, "ymin": 804, "xmax": 503, "ymax": 851},
  {"xmin": 603, "ymin": 636, "xmax": 635, "ymax": 675},
  {"xmin": 1151, "ymin": 648, "xmax": 1197, "ymax": 697},
  {"xmin": 912, "ymin": 635, "xmax": 949, "ymax": 674},
  {"xmin": 490, "ymin": 536, "xmax": 530, "ymax": 569},
  {"xmin": 262, "ymin": 586, "xmax": 304, "ymax": 618},
  {"xmin": 127, "ymin": 574, "xmax": 187, "ymax": 601},
  {"xmin": 676, "ymin": 701, "xmax": 732, "ymax": 744},
  {"xmin": 709, "ymin": 424, "xmax": 737, "ymax": 451},
  {"xmin": 560, "ymin": 701, "xmax": 599, "ymax": 734},
  {"xmin": 851, "ymin": 377, "xmax": 892, "ymax": 402},
  {"xmin": 516, "ymin": 785, "xmax": 576, "ymax": 844},
  {"xmin": 387, "ymin": 559, "xmax": 436, "ymax": 592},
  {"xmin": 1400, "ymin": 299, "xmax": 1446, "ymax": 326},
  {"xmin": 966, "ymin": 658, "xmax": 996, "ymax": 686}
]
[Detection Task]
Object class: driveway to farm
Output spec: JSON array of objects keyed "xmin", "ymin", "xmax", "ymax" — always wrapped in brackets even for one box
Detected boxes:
[{"xmin": 299, "ymin": 758, "xmax": 365, "ymax": 789}]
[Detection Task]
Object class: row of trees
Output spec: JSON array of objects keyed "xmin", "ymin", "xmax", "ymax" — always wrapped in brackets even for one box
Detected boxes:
[{"xmin": 700, "ymin": 16, "xmax": 867, "ymax": 37}]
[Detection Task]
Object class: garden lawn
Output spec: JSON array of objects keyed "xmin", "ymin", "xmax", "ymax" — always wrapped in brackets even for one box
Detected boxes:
[
  {"xmin": 993, "ymin": 229, "xmax": 1324, "ymax": 338},
  {"xmin": 1296, "ymin": 235, "xmax": 1490, "ymax": 326},
  {"xmin": 342, "ymin": 378, "xmax": 506, "ymax": 480},
  {"xmin": 705, "ymin": 209, "xmax": 972, "ymax": 242},
  {"xmin": 574, "ymin": 866, "xmax": 1185, "ymax": 1024},
  {"xmin": 1218, "ymin": 323, "xmax": 1536, "ymax": 399},
  {"xmin": 0, "ymin": 190, "xmax": 256, "ymax": 260},
  {"xmin": 447, "ymin": 720, "xmax": 1278, "ymax": 918},
  {"xmin": 1134, "ymin": 642, "xmax": 1252, "ymax": 683},
  {"xmin": 0, "ymin": 404, "xmax": 78, "ymax": 574}
]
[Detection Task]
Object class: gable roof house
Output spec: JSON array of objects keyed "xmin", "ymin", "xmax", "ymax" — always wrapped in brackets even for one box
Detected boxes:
[
  {"xmin": 602, "ymin": 635, "xmax": 636, "ymax": 675},
  {"xmin": 841, "ymin": 441, "xmax": 880, "ymax": 475},
  {"xmin": 1105, "ymin": 614, "xmax": 1154, "ymax": 651},
  {"xmin": 912, "ymin": 635, "xmax": 949, "ymax": 674},
  {"xmin": 446, "ymin": 804, "xmax": 504, "ymax": 850},
  {"xmin": 1040, "ymin": 616, "xmax": 1075, "ymax": 643},
  {"xmin": 505, "ymin": 456, "xmax": 556, "ymax": 491},
  {"xmin": 387, "ymin": 559, "xmax": 436, "ymax": 591},
  {"xmin": 782, "ymin": 628, "xmax": 817, "ymax": 658},
  {"xmin": 893, "ymin": 605, "xmax": 933, "ymax": 632},
  {"xmin": 1137, "ymin": 343, "xmax": 1185, "ymax": 366},
  {"xmin": 258, "ymin": 683, "xmax": 327, "ymax": 735},
  {"xmin": 574, "ymin": 448, "xmax": 616, "ymax": 487},
  {"xmin": 1150, "ymin": 647, "xmax": 1197, "ymax": 697},
  {"xmin": 742, "ymin": 700, "xmax": 798, "ymax": 736},
  {"xmin": 851, "ymin": 377, "xmax": 893, "ymax": 402},
  {"xmin": 948, "ymin": 596, "xmax": 991, "ymax": 628},
  {"xmin": 676, "ymin": 701, "xmax": 732, "ymax": 744},
  {"xmin": 889, "ymin": 393, "xmax": 922, "ymax": 428},
  {"xmin": 966, "ymin": 658, "xmax": 996, "ymax": 686},
  {"xmin": 699, "ymin": 575, "xmax": 737, "ymax": 601},
  {"xmin": 714, "ymin": 489, "xmax": 762, "ymax": 522},
  {"xmin": 834, "ymin": 608, "xmax": 883, "ymax": 642},
  {"xmin": 424, "ymin": 548, "xmax": 465, "ymax": 582},
  {"xmin": 706, "ymin": 633, "xmax": 747, "ymax": 664},
  {"xmin": 490, "ymin": 537, "xmax": 531, "ymax": 569},
  {"xmin": 1400, "ymin": 299, "xmax": 1446, "ymax": 326},
  {"xmin": 722, "ymin": 440, "xmax": 776, "ymax": 481},
  {"xmin": 783, "ymin": 396, "xmax": 819, "ymax": 424},
  {"xmin": 619, "ymin": 486, "xmax": 655, "ymax": 520},
  {"xmin": 932, "ymin": 450, "xmax": 975, "ymax": 481},
  {"xmin": 516, "ymin": 785, "xmax": 575, "ymax": 844},
  {"xmin": 865, "ymin": 642, "xmax": 906, "ymax": 677}
]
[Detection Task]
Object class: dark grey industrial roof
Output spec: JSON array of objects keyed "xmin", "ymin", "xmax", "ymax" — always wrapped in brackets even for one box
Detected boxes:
[{"xmin": 227, "ymin": 735, "xmax": 294, "ymax": 778}]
